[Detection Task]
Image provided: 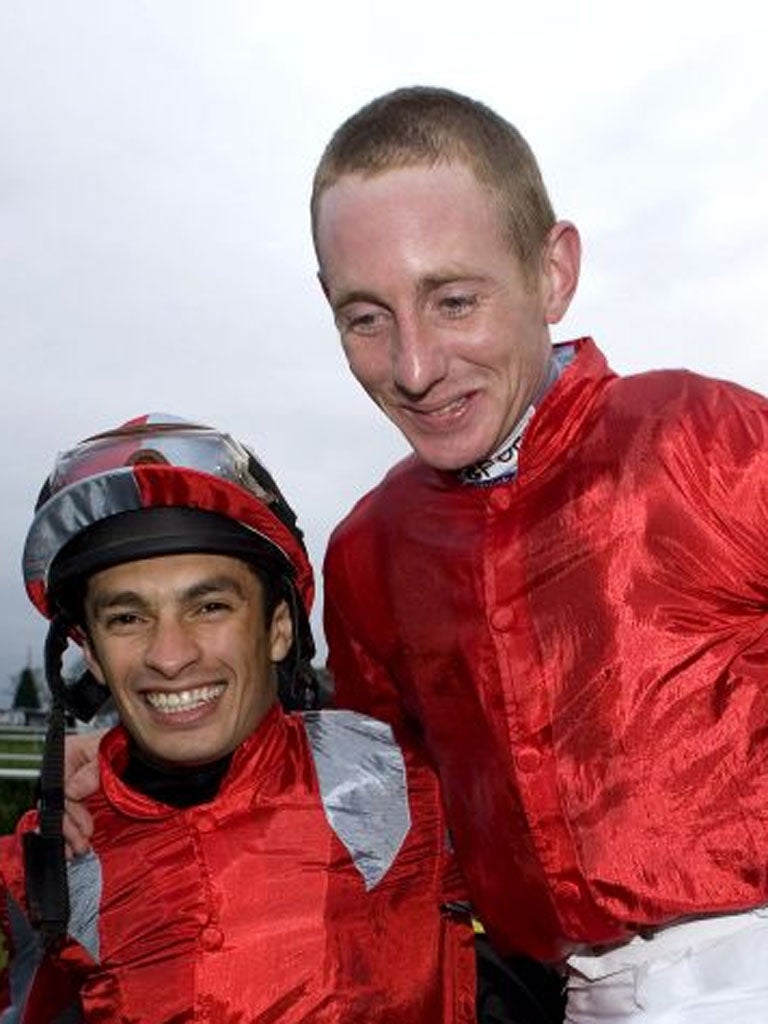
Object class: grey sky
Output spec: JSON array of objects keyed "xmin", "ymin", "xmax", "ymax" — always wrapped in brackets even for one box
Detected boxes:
[{"xmin": 2, "ymin": 1, "xmax": 767, "ymax": 701}]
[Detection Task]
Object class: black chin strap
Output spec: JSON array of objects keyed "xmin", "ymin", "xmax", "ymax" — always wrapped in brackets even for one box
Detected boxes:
[
  {"xmin": 277, "ymin": 579, "xmax": 320, "ymax": 712},
  {"xmin": 23, "ymin": 616, "xmax": 71, "ymax": 946}
]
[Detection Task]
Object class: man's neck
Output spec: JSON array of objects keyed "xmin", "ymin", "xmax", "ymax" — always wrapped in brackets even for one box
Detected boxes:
[{"xmin": 457, "ymin": 344, "xmax": 575, "ymax": 486}]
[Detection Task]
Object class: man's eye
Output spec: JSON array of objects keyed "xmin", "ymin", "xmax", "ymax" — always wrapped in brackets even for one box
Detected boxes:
[
  {"xmin": 351, "ymin": 314, "xmax": 377, "ymax": 329},
  {"xmin": 198, "ymin": 601, "xmax": 231, "ymax": 616},
  {"xmin": 338, "ymin": 309, "xmax": 387, "ymax": 335},
  {"xmin": 439, "ymin": 294, "xmax": 477, "ymax": 316},
  {"xmin": 105, "ymin": 613, "xmax": 141, "ymax": 629}
]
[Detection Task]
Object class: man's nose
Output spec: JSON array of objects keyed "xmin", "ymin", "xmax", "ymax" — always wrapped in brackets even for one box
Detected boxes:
[
  {"xmin": 392, "ymin": 318, "xmax": 448, "ymax": 398},
  {"xmin": 144, "ymin": 617, "xmax": 200, "ymax": 678}
]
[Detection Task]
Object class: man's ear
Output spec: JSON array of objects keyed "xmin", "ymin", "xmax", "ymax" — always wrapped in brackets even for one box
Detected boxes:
[
  {"xmin": 269, "ymin": 600, "xmax": 294, "ymax": 663},
  {"xmin": 82, "ymin": 635, "xmax": 107, "ymax": 686},
  {"xmin": 540, "ymin": 220, "xmax": 581, "ymax": 325}
]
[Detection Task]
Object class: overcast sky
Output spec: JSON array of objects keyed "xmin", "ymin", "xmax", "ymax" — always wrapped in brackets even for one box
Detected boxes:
[{"xmin": 1, "ymin": 1, "xmax": 767, "ymax": 702}]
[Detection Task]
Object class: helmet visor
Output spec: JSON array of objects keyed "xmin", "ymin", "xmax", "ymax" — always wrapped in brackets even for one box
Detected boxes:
[
  {"xmin": 25, "ymin": 415, "xmax": 315, "ymax": 628},
  {"xmin": 47, "ymin": 421, "xmax": 277, "ymax": 508}
]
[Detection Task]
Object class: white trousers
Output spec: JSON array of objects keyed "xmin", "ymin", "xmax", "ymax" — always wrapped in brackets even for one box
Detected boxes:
[{"xmin": 565, "ymin": 908, "xmax": 768, "ymax": 1023}]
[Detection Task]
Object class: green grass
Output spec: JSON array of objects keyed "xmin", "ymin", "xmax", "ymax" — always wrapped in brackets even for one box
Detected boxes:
[
  {"xmin": 0, "ymin": 737, "xmax": 43, "ymax": 752},
  {"xmin": 0, "ymin": 737, "xmax": 45, "ymax": 754},
  {"xmin": 0, "ymin": 728, "xmax": 42, "ymax": 833}
]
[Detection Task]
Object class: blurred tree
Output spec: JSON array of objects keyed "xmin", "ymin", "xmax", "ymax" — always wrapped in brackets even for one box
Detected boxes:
[{"xmin": 12, "ymin": 666, "xmax": 41, "ymax": 710}]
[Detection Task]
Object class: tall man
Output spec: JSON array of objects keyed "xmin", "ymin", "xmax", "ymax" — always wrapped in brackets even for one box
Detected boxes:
[
  {"xmin": 2, "ymin": 414, "xmax": 475, "ymax": 1022},
  {"xmin": 313, "ymin": 87, "xmax": 768, "ymax": 1021}
]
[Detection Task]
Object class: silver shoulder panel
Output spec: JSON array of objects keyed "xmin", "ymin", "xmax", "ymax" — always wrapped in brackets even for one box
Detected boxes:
[
  {"xmin": 2, "ymin": 893, "xmax": 84, "ymax": 1022},
  {"xmin": 2, "ymin": 894, "xmax": 43, "ymax": 1023},
  {"xmin": 67, "ymin": 850, "xmax": 102, "ymax": 962},
  {"xmin": 303, "ymin": 710, "xmax": 411, "ymax": 890}
]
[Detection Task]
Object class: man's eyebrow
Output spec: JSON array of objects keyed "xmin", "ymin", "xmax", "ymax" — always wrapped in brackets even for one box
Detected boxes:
[
  {"xmin": 330, "ymin": 288, "xmax": 383, "ymax": 312},
  {"xmin": 416, "ymin": 273, "xmax": 484, "ymax": 299},
  {"xmin": 182, "ymin": 576, "xmax": 249, "ymax": 603},
  {"xmin": 89, "ymin": 591, "xmax": 147, "ymax": 616},
  {"xmin": 89, "ymin": 576, "xmax": 248, "ymax": 616},
  {"xmin": 331, "ymin": 273, "xmax": 485, "ymax": 314}
]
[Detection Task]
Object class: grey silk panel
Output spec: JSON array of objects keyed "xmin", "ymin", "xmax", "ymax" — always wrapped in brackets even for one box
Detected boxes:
[
  {"xmin": 303, "ymin": 710, "xmax": 411, "ymax": 890},
  {"xmin": 67, "ymin": 851, "xmax": 102, "ymax": 962},
  {"xmin": 1, "ymin": 894, "xmax": 43, "ymax": 1023},
  {"xmin": 1, "ymin": 858, "xmax": 99, "ymax": 1020},
  {"xmin": 24, "ymin": 469, "xmax": 142, "ymax": 583},
  {"xmin": 2, "ymin": 891, "xmax": 87, "ymax": 1023}
]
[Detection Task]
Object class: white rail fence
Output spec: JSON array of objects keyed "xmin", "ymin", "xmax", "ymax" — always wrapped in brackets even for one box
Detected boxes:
[{"xmin": 0, "ymin": 726, "xmax": 45, "ymax": 781}]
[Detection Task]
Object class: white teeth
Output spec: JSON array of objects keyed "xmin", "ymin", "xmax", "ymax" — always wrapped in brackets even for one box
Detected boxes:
[
  {"xmin": 145, "ymin": 684, "xmax": 225, "ymax": 715},
  {"xmin": 424, "ymin": 397, "xmax": 467, "ymax": 417}
]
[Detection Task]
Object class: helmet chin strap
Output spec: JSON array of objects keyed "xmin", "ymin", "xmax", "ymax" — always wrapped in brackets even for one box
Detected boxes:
[
  {"xmin": 277, "ymin": 579, "xmax": 319, "ymax": 712},
  {"xmin": 62, "ymin": 667, "xmax": 111, "ymax": 723},
  {"xmin": 23, "ymin": 615, "xmax": 71, "ymax": 946}
]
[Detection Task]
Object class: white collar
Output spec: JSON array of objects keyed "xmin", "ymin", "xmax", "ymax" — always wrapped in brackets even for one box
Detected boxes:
[{"xmin": 457, "ymin": 345, "xmax": 575, "ymax": 486}]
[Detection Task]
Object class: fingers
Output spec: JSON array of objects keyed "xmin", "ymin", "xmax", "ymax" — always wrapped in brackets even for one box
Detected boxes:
[
  {"xmin": 64, "ymin": 731, "xmax": 104, "ymax": 785},
  {"xmin": 64, "ymin": 752, "xmax": 101, "ymax": 803},
  {"xmin": 62, "ymin": 729, "xmax": 105, "ymax": 857},
  {"xmin": 63, "ymin": 797, "xmax": 95, "ymax": 859}
]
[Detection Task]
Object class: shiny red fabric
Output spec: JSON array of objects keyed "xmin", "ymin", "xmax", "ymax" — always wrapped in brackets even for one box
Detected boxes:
[
  {"xmin": 133, "ymin": 465, "xmax": 315, "ymax": 615},
  {"xmin": 0, "ymin": 708, "xmax": 475, "ymax": 1021},
  {"xmin": 325, "ymin": 338, "xmax": 768, "ymax": 962}
]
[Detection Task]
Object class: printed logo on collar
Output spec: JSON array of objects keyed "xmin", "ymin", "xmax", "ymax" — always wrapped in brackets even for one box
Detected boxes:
[
  {"xmin": 457, "ymin": 343, "xmax": 577, "ymax": 487},
  {"xmin": 458, "ymin": 405, "xmax": 536, "ymax": 485}
]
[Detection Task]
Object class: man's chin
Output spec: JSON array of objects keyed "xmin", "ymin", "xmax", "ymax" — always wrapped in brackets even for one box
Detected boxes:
[
  {"xmin": 407, "ymin": 433, "xmax": 493, "ymax": 473},
  {"xmin": 136, "ymin": 734, "xmax": 231, "ymax": 771}
]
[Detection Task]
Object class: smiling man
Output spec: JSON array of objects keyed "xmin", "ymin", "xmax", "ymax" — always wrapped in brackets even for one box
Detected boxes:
[
  {"xmin": 0, "ymin": 414, "xmax": 475, "ymax": 1023},
  {"xmin": 314, "ymin": 87, "xmax": 768, "ymax": 1022},
  {"xmin": 82, "ymin": 551, "xmax": 286, "ymax": 768},
  {"xmin": 315, "ymin": 160, "xmax": 576, "ymax": 473}
]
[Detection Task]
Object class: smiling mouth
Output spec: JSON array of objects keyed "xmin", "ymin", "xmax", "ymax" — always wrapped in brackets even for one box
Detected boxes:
[
  {"xmin": 425, "ymin": 396, "xmax": 467, "ymax": 416},
  {"xmin": 402, "ymin": 393, "xmax": 473, "ymax": 423},
  {"xmin": 144, "ymin": 684, "xmax": 226, "ymax": 715}
]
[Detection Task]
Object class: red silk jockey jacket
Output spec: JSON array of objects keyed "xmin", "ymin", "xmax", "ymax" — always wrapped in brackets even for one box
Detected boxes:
[
  {"xmin": 0, "ymin": 706, "xmax": 474, "ymax": 1022},
  {"xmin": 324, "ymin": 338, "xmax": 768, "ymax": 963}
]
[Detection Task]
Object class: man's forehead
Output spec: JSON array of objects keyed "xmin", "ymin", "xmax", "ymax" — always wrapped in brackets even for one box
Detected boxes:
[
  {"xmin": 316, "ymin": 163, "xmax": 500, "ymax": 256},
  {"xmin": 316, "ymin": 161, "xmax": 514, "ymax": 289},
  {"xmin": 85, "ymin": 552, "xmax": 257, "ymax": 599}
]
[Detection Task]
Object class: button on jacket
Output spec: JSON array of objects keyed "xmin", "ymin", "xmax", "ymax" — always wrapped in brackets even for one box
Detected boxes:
[
  {"xmin": 1, "ymin": 706, "xmax": 475, "ymax": 1021},
  {"xmin": 325, "ymin": 338, "xmax": 768, "ymax": 962}
]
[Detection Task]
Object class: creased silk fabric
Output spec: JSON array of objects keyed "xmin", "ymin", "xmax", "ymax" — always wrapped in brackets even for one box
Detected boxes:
[
  {"xmin": 0, "ymin": 706, "xmax": 475, "ymax": 1021},
  {"xmin": 325, "ymin": 338, "xmax": 768, "ymax": 962}
]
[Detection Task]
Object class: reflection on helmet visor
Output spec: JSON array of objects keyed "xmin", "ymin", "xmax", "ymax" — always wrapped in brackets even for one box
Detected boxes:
[{"xmin": 48, "ymin": 424, "xmax": 276, "ymax": 507}]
